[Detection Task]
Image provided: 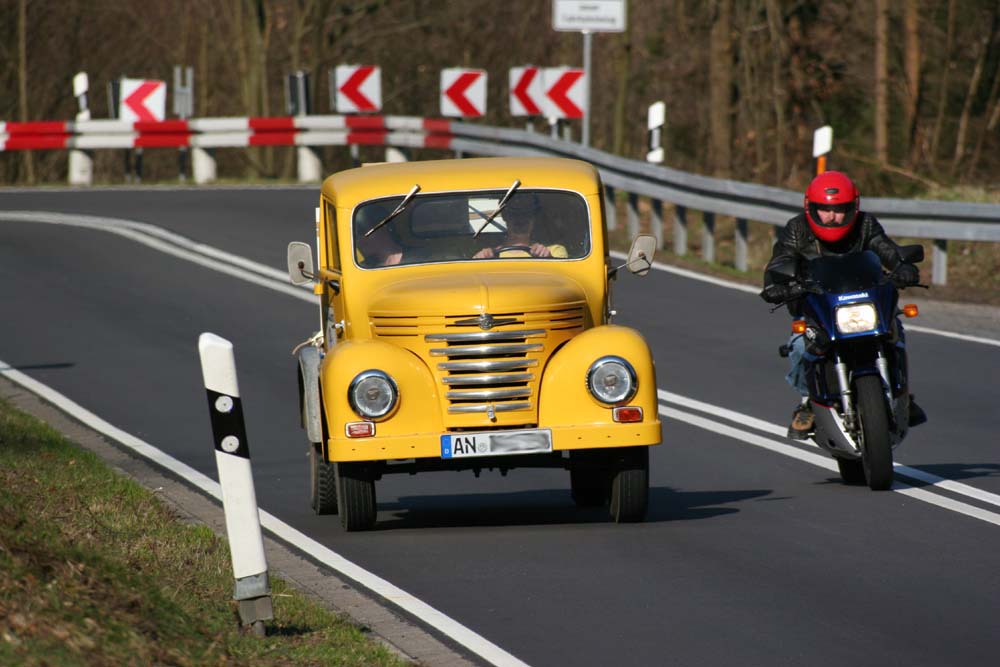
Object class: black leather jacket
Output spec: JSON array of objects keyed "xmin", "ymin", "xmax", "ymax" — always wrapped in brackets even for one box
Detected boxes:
[{"xmin": 762, "ymin": 212, "xmax": 905, "ymax": 314}]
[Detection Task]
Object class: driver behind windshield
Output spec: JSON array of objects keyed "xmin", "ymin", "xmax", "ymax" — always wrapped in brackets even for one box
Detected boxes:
[
  {"xmin": 473, "ymin": 193, "xmax": 567, "ymax": 259},
  {"xmin": 759, "ymin": 171, "xmax": 925, "ymax": 439}
]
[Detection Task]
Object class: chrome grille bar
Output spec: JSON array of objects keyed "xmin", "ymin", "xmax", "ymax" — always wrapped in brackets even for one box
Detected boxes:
[
  {"xmin": 425, "ymin": 329, "xmax": 545, "ymax": 342},
  {"xmin": 446, "ymin": 388, "xmax": 532, "ymax": 400},
  {"xmin": 449, "ymin": 402, "xmax": 532, "ymax": 414},
  {"xmin": 441, "ymin": 373, "xmax": 534, "ymax": 385},
  {"xmin": 438, "ymin": 359, "xmax": 538, "ymax": 372},
  {"xmin": 429, "ymin": 343, "xmax": 543, "ymax": 357}
]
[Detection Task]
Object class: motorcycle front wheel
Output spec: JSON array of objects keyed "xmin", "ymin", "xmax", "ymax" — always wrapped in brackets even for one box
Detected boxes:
[{"xmin": 855, "ymin": 375, "xmax": 894, "ymax": 490}]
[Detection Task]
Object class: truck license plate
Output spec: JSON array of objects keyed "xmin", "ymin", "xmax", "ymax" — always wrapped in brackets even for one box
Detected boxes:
[{"xmin": 441, "ymin": 429, "xmax": 552, "ymax": 459}]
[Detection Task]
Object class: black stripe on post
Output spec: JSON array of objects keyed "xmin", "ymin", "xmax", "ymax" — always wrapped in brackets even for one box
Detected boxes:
[{"xmin": 206, "ymin": 389, "xmax": 250, "ymax": 459}]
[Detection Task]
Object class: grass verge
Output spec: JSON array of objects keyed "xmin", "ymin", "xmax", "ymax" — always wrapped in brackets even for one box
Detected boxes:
[{"xmin": 0, "ymin": 400, "xmax": 409, "ymax": 667}]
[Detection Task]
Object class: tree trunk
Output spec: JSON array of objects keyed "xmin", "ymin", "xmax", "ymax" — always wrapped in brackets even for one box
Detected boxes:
[
  {"xmin": 709, "ymin": 0, "xmax": 732, "ymax": 178},
  {"xmin": 874, "ymin": 0, "xmax": 889, "ymax": 164},
  {"xmin": 929, "ymin": 0, "xmax": 957, "ymax": 165},
  {"xmin": 962, "ymin": 10, "xmax": 1000, "ymax": 178},
  {"xmin": 950, "ymin": 24, "xmax": 991, "ymax": 174},
  {"xmin": 903, "ymin": 0, "xmax": 921, "ymax": 167},
  {"xmin": 612, "ymin": 33, "xmax": 631, "ymax": 157},
  {"xmin": 765, "ymin": 0, "xmax": 787, "ymax": 183},
  {"xmin": 17, "ymin": 0, "xmax": 34, "ymax": 184}
]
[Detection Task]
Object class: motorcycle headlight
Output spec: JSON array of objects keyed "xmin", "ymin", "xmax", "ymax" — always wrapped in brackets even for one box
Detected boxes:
[
  {"xmin": 348, "ymin": 370, "xmax": 398, "ymax": 419},
  {"xmin": 835, "ymin": 303, "xmax": 878, "ymax": 335},
  {"xmin": 587, "ymin": 356, "xmax": 637, "ymax": 405}
]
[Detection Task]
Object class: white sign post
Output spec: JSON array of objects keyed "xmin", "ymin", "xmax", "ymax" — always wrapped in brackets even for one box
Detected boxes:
[
  {"xmin": 69, "ymin": 72, "xmax": 93, "ymax": 185},
  {"xmin": 646, "ymin": 101, "xmax": 665, "ymax": 163},
  {"xmin": 813, "ymin": 125, "xmax": 833, "ymax": 174},
  {"xmin": 552, "ymin": 0, "xmax": 627, "ymax": 147}
]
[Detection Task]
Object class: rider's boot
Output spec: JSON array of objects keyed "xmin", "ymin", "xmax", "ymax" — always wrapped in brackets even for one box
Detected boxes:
[
  {"xmin": 908, "ymin": 394, "xmax": 928, "ymax": 427},
  {"xmin": 788, "ymin": 398, "xmax": 814, "ymax": 440}
]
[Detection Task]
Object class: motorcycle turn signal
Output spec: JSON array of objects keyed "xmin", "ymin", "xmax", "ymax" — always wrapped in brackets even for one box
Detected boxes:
[{"xmin": 902, "ymin": 304, "xmax": 919, "ymax": 318}]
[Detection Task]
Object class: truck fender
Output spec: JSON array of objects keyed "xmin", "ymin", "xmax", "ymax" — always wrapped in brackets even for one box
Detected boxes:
[{"xmin": 297, "ymin": 345, "xmax": 323, "ymax": 444}]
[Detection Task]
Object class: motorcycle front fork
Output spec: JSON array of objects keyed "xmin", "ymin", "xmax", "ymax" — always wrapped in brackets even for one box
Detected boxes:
[{"xmin": 834, "ymin": 347, "xmax": 894, "ymax": 432}]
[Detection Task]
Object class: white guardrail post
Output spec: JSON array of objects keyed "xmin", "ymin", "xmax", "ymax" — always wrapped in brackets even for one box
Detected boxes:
[{"xmin": 197, "ymin": 333, "xmax": 273, "ymax": 637}]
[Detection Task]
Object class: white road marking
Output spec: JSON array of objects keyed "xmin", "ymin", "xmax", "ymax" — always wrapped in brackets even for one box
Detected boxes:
[
  {"xmin": 0, "ymin": 360, "xmax": 532, "ymax": 667},
  {"xmin": 659, "ymin": 389, "xmax": 1000, "ymax": 513}
]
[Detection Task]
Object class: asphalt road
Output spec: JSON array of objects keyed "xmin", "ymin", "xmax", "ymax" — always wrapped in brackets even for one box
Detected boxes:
[{"xmin": 2, "ymin": 189, "xmax": 999, "ymax": 667}]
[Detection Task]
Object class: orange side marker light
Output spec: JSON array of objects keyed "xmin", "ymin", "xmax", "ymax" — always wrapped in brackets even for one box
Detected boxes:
[
  {"xmin": 902, "ymin": 304, "xmax": 919, "ymax": 318},
  {"xmin": 792, "ymin": 320, "xmax": 807, "ymax": 334}
]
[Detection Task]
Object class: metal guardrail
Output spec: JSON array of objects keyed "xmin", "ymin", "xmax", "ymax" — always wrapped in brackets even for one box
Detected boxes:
[
  {"xmin": 4, "ymin": 114, "xmax": 998, "ymax": 285},
  {"xmin": 447, "ymin": 122, "xmax": 1000, "ymax": 286}
]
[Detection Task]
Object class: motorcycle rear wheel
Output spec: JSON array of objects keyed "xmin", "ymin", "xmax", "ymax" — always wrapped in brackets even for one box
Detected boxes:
[{"xmin": 855, "ymin": 375, "xmax": 894, "ymax": 491}]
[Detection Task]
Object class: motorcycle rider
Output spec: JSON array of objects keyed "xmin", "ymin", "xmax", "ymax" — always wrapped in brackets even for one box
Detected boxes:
[{"xmin": 760, "ymin": 170, "xmax": 926, "ymax": 439}]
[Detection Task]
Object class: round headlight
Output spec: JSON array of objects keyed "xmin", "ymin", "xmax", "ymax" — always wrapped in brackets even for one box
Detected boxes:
[
  {"xmin": 348, "ymin": 370, "xmax": 398, "ymax": 419},
  {"xmin": 587, "ymin": 356, "xmax": 637, "ymax": 405}
]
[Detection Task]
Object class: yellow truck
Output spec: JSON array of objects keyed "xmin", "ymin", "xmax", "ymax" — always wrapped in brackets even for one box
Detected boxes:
[{"xmin": 287, "ymin": 156, "xmax": 661, "ymax": 530}]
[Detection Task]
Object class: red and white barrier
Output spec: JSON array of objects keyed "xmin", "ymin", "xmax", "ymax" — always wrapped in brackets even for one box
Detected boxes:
[{"xmin": 0, "ymin": 115, "xmax": 454, "ymax": 184}]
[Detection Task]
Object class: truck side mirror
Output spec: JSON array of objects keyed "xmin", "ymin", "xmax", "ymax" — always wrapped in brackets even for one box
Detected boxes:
[
  {"xmin": 626, "ymin": 234, "xmax": 657, "ymax": 276},
  {"xmin": 287, "ymin": 242, "xmax": 314, "ymax": 285}
]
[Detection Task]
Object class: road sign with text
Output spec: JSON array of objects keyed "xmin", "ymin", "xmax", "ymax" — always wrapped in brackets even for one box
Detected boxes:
[
  {"xmin": 335, "ymin": 65, "xmax": 381, "ymax": 113},
  {"xmin": 119, "ymin": 78, "xmax": 166, "ymax": 122},
  {"xmin": 440, "ymin": 68, "xmax": 487, "ymax": 117},
  {"xmin": 553, "ymin": 0, "xmax": 627, "ymax": 32}
]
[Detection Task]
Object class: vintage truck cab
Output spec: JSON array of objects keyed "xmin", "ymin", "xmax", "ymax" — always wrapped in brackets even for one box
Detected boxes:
[{"xmin": 288, "ymin": 156, "xmax": 661, "ymax": 530}]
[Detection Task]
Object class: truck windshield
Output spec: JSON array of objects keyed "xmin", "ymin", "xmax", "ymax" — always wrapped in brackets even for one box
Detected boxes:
[{"xmin": 352, "ymin": 189, "xmax": 591, "ymax": 268}]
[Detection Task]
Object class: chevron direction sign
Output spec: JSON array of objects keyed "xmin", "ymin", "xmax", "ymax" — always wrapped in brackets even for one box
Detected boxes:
[
  {"xmin": 119, "ymin": 78, "xmax": 166, "ymax": 122},
  {"xmin": 509, "ymin": 66, "xmax": 543, "ymax": 116},
  {"xmin": 335, "ymin": 65, "xmax": 381, "ymax": 113},
  {"xmin": 542, "ymin": 68, "xmax": 586, "ymax": 119},
  {"xmin": 440, "ymin": 68, "xmax": 487, "ymax": 117}
]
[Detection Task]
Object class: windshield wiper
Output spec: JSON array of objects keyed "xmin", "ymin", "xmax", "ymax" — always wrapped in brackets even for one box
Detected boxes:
[
  {"xmin": 472, "ymin": 179, "xmax": 521, "ymax": 238},
  {"xmin": 365, "ymin": 184, "xmax": 420, "ymax": 237}
]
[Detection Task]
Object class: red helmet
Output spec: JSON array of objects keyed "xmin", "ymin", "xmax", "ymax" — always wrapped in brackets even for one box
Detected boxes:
[{"xmin": 804, "ymin": 171, "xmax": 860, "ymax": 243}]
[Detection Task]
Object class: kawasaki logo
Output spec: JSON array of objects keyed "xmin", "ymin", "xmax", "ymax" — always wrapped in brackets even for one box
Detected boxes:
[{"xmin": 837, "ymin": 292, "xmax": 869, "ymax": 301}]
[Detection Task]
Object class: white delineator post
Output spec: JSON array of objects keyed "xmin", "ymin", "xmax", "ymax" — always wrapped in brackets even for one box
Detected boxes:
[
  {"xmin": 197, "ymin": 333, "xmax": 273, "ymax": 635},
  {"xmin": 69, "ymin": 72, "xmax": 93, "ymax": 186}
]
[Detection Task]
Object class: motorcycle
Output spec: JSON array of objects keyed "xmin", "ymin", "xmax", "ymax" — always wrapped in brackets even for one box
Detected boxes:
[{"xmin": 768, "ymin": 246, "xmax": 925, "ymax": 490}]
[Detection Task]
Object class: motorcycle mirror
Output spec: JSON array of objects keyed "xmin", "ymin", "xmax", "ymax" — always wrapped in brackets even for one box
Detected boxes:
[
  {"xmin": 287, "ymin": 241, "xmax": 314, "ymax": 285},
  {"xmin": 765, "ymin": 256, "xmax": 798, "ymax": 284},
  {"xmin": 898, "ymin": 244, "xmax": 924, "ymax": 264}
]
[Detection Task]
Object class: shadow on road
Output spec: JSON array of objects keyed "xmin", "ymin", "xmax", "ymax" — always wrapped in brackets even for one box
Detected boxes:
[
  {"xmin": 0, "ymin": 362, "xmax": 76, "ymax": 372},
  {"xmin": 372, "ymin": 487, "xmax": 773, "ymax": 530},
  {"xmin": 899, "ymin": 462, "xmax": 1000, "ymax": 484}
]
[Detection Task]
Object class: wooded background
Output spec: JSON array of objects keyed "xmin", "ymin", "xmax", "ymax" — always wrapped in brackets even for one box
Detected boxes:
[{"xmin": 3, "ymin": 0, "xmax": 999, "ymax": 197}]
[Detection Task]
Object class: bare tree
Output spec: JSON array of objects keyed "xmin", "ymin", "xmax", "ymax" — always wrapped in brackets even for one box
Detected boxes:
[
  {"xmin": 929, "ymin": 0, "xmax": 956, "ymax": 165},
  {"xmin": 709, "ymin": 0, "xmax": 732, "ymax": 178},
  {"xmin": 874, "ymin": 0, "xmax": 889, "ymax": 165},
  {"xmin": 764, "ymin": 0, "xmax": 787, "ymax": 183},
  {"xmin": 903, "ymin": 0, "xmax": 921, "ymax": 166},
  {"xmin": 950, "ymin": 6, "xmax": 997, "ymax": 174},
  {"xmin": 18, "ymin": 0, "xmax": 34, "ymax": 183}
]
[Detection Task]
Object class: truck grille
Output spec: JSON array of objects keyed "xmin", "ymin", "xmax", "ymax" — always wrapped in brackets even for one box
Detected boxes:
[{"xmin": 370, "ymin": 306, "xmax": 585, "ymax": 426}]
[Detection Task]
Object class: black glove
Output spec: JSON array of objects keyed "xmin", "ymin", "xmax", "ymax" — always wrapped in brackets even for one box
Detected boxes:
[
  {"xmin": 891, "ymin": 263, "xmax": 920, "ymax": 288},
  {"xmin": 761, "ymin": 283, "xmax": 797, "ymax": 304}
]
